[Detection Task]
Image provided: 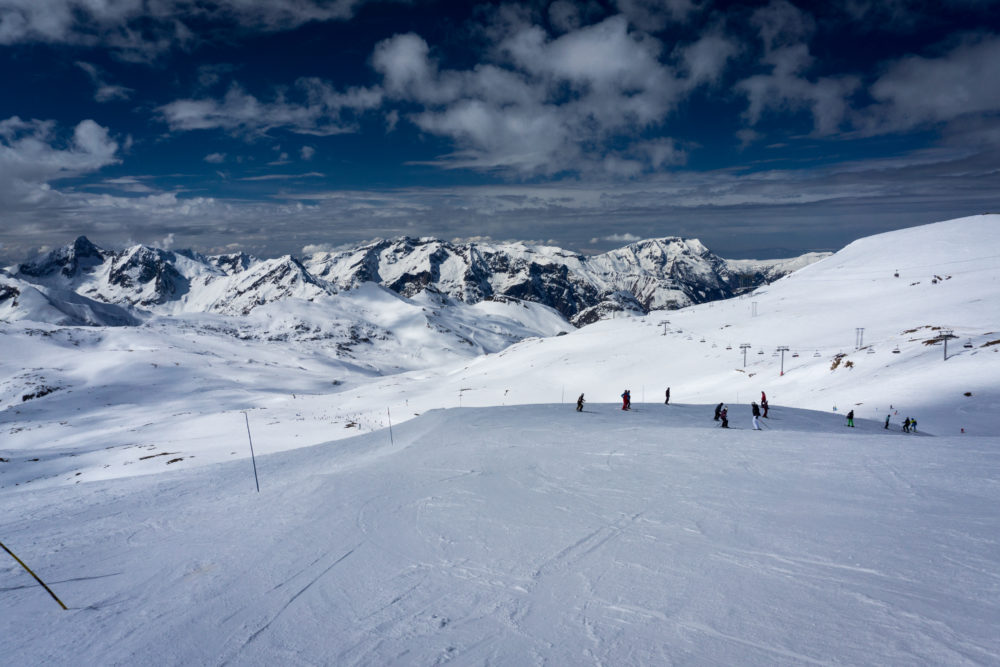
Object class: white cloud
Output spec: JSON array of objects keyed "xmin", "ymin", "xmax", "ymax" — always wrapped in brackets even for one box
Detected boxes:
[
  {"xmin": 0, "ymin": 0, "xmax": 396, "ymax": 60},
  {"xmin": 860, "ymin": 34, "xmax": 1000, "ymax": 135},
  {"xmin": 590, "ymin": 233, "xmax": 641, "ymax": 244},
  {"xmin": 0, "ymin": 116, "xmax": 120, "ymax": 207},
  {"xmin": 677, "ymin": 28, "xmax": 740, "ymax": 87},
  {"xmin": 736, "ymin": 44, "xmax": 860, "ymax": 136},
  {"xmin": 204, "ymin": 152, "xmax": 226, "ymax": 163},
  {"xmin": 300, "ymin": 145, "xmax": 315, "ymax": 160},
  {"xmin": 158, "ymin": 80, "xmax": 383, "ymax": 137},
  {"xmin": 75, "ymin": 61, "xmax": 133, "ymax": 102},
  {"xmin": 750, "ymin": 0, "xmax": 815, "ymax": 53},
  {"xmin": 372, "ymin": 16, "xmax": 691, "ymax": 177},
  {"xmin": 240, "ymin": 172, "xmax": 324, "ymax": 181}
]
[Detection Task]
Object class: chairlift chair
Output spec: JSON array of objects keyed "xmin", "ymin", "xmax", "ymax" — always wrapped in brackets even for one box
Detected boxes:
[
  {"xmin": 813, "ymin": 351, "xmax": 821, "ymax": 357},
  {"xmin": 892, "ymin": 346, "xmax": 901, "ymax": 354},
  {"xmin": 964, "ymin": 339, "xmax": 973, "ymax": 348},
  {"xmin": 792, "ymin": 352, "xmax": 799, "ymax": 358},
  {"xmin": 757, "ymin": 349, "xmax": 764, "ymax": 355},
  {"xmin": 867, "ymin": 347, "xmax": 875, "ymax": 354}
]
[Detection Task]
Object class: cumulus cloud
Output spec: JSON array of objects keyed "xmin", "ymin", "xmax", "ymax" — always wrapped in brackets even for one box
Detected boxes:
[
  {"xmin": 0, "ymin": 116, "xmax": 120, "ymax": 206},
  {"xmin": 733, "ymin": 2, "xmax": 859, "ymax": 137},
  {"xmin": 204, "ymin": 152, "xmax": 226, "ymax": 163},
  {"xmin": 860, "ymin": 34, "xmax": 1000, "ymax": 135},
  {"xmin": 158, "ymin": 79, "xmax": 383, "ymax": 137},
  {"xmin": 300, "ymin": 145, "xmax": 316, "ymax": 160},
  {"xmin": 372, "ymin": 14, "xmax": 708, "ymax": 177},
  {"xmin": 737, "ymin": 44, "xmax": 860, "ymax": 135}
]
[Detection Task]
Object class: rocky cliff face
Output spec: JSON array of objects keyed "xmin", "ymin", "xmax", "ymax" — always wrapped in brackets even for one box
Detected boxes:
[
  {"xmin": 7, "ymin": 235, "xmax": 828, "ymax": 327},
  {"xmin": 303, "ymin": 236, "xmax": 816, "ymax": 326}
]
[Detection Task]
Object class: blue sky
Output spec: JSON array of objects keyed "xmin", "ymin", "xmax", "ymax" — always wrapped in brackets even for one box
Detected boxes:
[{"xmin": 1, "ymin": 0, "xmax": 999, "ymax": 263}]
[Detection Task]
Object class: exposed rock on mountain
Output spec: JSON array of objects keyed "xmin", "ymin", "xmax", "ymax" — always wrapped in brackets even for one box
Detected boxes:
[{"xmin": 6, "ymin": 235, "xmax": 827, "ymax": 328}]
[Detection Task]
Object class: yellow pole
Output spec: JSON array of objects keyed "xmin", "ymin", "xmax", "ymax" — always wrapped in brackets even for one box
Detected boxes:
[{"xmin": 0, "ymin": 540, "xmax": 68, "ymax": 610}]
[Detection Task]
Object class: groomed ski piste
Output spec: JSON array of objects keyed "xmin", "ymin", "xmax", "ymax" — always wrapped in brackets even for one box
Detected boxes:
[{"xmin": 2, "ymin": 215, "xmax": 1000, "ymax": 664}]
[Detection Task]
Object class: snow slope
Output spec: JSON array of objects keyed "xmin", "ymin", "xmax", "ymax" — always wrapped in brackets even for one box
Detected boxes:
[
  {"xmin": 2, "ymin": 404, "xmax": 998, "ymax": 665},
  {"xmin": 292, "ymin": 214, "xmax": 1000, "ymax": 438}
]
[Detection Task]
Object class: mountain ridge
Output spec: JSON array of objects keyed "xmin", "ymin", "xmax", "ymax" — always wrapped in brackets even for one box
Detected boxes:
[{"xmin": 3, "ymin": 234, "xmax": 827, "ymax": 328}]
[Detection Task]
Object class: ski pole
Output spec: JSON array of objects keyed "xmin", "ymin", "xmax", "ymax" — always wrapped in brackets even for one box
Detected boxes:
[{"xmin": 0, "ymin": 540, "xmax": 67, "ymax": 610}]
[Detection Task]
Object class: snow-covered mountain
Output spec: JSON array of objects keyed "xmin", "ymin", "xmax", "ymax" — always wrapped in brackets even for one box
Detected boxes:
[
  {"xmin": 305, "ymin": 236, "xmax": 827, "ymax": 325},
  {"xmin": 3, "ymin": 215, "xmax": 999, "ymax": 665},
  {"xmin": 5, "ymin": 234, "xmax": 827, "ymax": 328}
]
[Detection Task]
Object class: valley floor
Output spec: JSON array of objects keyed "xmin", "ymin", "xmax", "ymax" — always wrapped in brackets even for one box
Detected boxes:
[{"xmin": 3, "ymin": 403, "xmax": 998, "ymax": 665}]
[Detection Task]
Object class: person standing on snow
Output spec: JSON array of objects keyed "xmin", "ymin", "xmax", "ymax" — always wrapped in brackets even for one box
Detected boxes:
[
  {"xmin": 621, "ymin": 389, "xmax": 631, "ymax": 411},
  {"xmin": 752, "ymin": 402, "xmax": 762, "ymax": 430},
  {"xmin": 846, "ymin": 410, "xmax": 855, "ymax": 427},
  {"xmin": 576, "ymin": 393, "xmax": 585, "ymax": 412},
  {"xmin": 910, "ymin": 417, "xmax": 917, "ymax": 432},
  {"xmin": 664, "ymin": 387, "xmax": 670, "ymax": 405},
  {"xmin": 714, "ymin": 402, "xmax": 723, "ymax": 421},
  {"xmin": 720, "ymin": 407, "xmax": 729, "ymax": 428},
  {"xmin": 762, "ymin": 396, "xmax": 769, "ymax": 418},
  {"xmin": 902, "ymin": 417, "xmax": 910, "ymax": 433},
  {"xmin": 884, "ymin": 414, "xmax": 890, "ymax": 429}
]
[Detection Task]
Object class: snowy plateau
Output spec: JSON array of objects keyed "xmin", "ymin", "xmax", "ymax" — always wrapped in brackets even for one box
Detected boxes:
[{"xmin": 1, "ymin": 214, "xmax": 999, "ymax": 665}]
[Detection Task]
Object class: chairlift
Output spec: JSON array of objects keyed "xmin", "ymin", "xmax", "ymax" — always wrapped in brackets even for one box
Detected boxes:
[
  {"xmin": 892, "ymin": 345, "xmax": 901, "ymax": 354},
  {"xmin": 757, "ymin": 349, "xmax": 765, "ymax": 355},
  {"xmin": 699, "ymin": 338, "xmax": 706, "ymax": 343},
  {"xmin": 726, "ymin": 344, "xmax": 732, "ymax": 350},
  {"xmin": 792, "ymin": 352, "xmax": 799, "ymax": 358},
  {"xmin": 771, "ymin": 351, "xmax": 779, "ymax": 357},
  {"xmin": 964, "ymin": 339, "xmax": 974, "ymax": 349},
  {"xmin": 711, "ymin": 343, "xmax": 717, "ymax": 348},
  {"xmin": 867, "ymin": 347, "xmax": 875, "ymax": 354},
  {"xmin": 813, "ymin": 351, "xmax": 821, "ymax": 357}
]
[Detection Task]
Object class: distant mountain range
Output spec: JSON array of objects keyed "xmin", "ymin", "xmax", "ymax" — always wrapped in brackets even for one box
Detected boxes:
[{"xmin": 1, "ymin": 235, "xmax": 828, "ymax": 327}]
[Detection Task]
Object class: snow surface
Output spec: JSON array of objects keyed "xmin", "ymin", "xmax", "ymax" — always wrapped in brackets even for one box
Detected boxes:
[{"xmin": 2, "ymin": 215, "xmax": 1000, "ymax": 664}]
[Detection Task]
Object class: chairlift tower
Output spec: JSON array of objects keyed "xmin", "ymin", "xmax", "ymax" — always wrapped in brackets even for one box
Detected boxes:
[
  {"xmin": 942, "ymin": 329, "xmax": 954, "ymax": 361},
  {"xmin": 777, "ymin": 345, "xmax": 790, "ymax": 375},
  {"xmin": 855, "ymin": 328, "xmax": 864, "ymax": 350},
  {"xmin": 739, "ymin": 343, "xmax": 752, "ymax": 368}
]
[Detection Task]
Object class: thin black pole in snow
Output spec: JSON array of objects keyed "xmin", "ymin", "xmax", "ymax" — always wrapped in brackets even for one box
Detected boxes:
[
  {"xmin": 387, "ymin": 407, "xmax": 394, "ymax": 445},
  {"xmin": 0, "ymin": 540, "xmax": 67, "ymax": 610},
  {"xmin": 244, "ymin": 412, "xmax": 260, "ymax": 493}
]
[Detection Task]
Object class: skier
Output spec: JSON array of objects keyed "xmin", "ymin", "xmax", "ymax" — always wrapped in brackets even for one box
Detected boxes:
[
  {"xmin": 714, "ymin": 402, "xmax": 723, "ymax": 421},
  {"xmin": 762, "ymin": 396, "xmax": 769, "ymax": 418},
  {"xmin": 621, "ymin": 389, "xmax": 631, "ymax": 411},
  {"xmin": 884, "ymin": 414, "xmax": 890, "ymax": 430},
  {"xmin": 910, "ymin": 417, "xmax": 917, "ymax": 433},
  {"xmin": 664, "ymin": 387, "xmax": 670, "ymax": 405},
  {"xmin": 576, "ymin": 393, "xmax": 585, "ymax": 412},
  {"xmin": 902, "ymin": 417, "xmax": 910, "ymax": 433},
  {"xmin": 751, "ymin": 402, "xmax": 761, "ymax": 430},
  {"xmin": 720, "ymin": 406, "xmax": 729, "ymax": 428},
  {"xmin": 846, "ymin": 410, "xmax": 855, "ymax": 427},
  {"xmin": 761, "ymin": 390, "xmax": 767, "ymax": 404}
]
